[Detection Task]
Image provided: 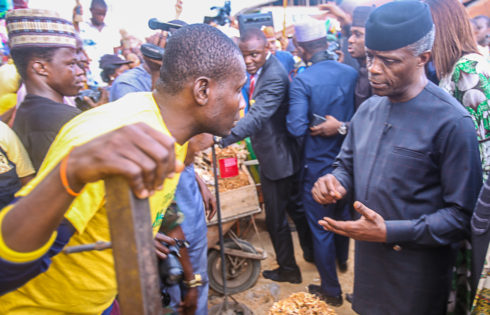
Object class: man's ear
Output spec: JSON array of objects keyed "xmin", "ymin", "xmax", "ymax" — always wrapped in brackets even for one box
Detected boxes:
[
  {"xmin": 295, "ymin": 41, "xmax": 304, "ymax": 58},
  {"xmin": 418, "ymin": 51, "xmax": 431, "ymax": 68},
  {"xmin": 193, "ymin": 77, "xmax": 210, "ymax": 106},
  {"xmin": 265, "ymin": 41, "xmax": 271, "ymax": 50},
  {"xmin": 263, "ymin": 44, "xmax": 270, "ymax": 54},
  {"xmin": 31, "ymin": 60, "xmax": 49, "ymax": 77},
  {"xmin": 292, "ymin": 36, "xmax": 302, "ymax": 54}
]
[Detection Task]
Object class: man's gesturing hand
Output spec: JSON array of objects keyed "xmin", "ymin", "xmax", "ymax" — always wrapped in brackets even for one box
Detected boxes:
[
  {"xmin": 318, "ymin": 201, "xmax": 387, "ymax": 242},
  {"xmin": 311, "ymin": 174, "xmax": 347, "ymax": 204},
  {"xmin": 67, "ymin": 123, "xmax": 184, "ymax": 199}
]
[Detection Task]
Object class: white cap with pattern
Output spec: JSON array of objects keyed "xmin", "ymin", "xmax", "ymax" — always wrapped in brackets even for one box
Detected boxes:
[{"xmin": 294, "ymin": 18, "xmax": 326, "ymax": 43}]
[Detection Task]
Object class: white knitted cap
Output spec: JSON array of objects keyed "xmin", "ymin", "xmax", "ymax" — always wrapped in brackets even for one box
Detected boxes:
[{"xmin": 294, "ymin": 18, "xmax": 326, "ymax": 42}]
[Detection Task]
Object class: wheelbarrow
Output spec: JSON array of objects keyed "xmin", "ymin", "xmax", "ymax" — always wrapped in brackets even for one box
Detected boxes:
[{"xmin": 206, "ymin": 162, "xmax": 266, "ymax": 295}]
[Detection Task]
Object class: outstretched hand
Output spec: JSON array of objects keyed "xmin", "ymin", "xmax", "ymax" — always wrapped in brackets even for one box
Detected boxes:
[
  {"xmin": 317, "ymin": 2, "xmax": 351, "ymax": 25},
  {"xmin": 318, "ymin": 201, "xmax": 387, "ymax": 242}
]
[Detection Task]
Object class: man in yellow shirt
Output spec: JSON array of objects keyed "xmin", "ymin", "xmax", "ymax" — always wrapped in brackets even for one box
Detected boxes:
[
  {"xmin": 0, "ymin": 121, "xmax": 34, "ymax": 207},
  {"xmin": 0, "ymin": 18, "xmax": 246, "ymax": 315}
]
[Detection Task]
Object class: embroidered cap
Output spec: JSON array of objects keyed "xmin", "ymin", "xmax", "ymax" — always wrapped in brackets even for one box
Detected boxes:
[
  {"xmin": 6, "ymin": 9, "xmax": 76, "ymax": 49},
  {"xmin": 365, "ymin": 1, "xmax": 433, "ymax": 51},
  {"xmin": 294, "ymin": 18, "xmax": 326, "ymax": 43}
]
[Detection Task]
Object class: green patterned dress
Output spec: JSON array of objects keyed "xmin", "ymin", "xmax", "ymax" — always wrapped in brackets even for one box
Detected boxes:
[
  {"xmin": 440, "ymin": 53, "xmax": 490, "ymax": 315},
  {"xmin": 440, "ymin": 53, "xmax": 490, "ymax": 180},
  {"xmin": 472, "ymin": 245, "xmax": 490, "ymax": 314}
]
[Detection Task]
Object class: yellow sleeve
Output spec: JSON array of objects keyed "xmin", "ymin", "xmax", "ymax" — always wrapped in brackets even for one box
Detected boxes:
[
  {"xmin": 0, "ymin": 205, "xmax": 57, "ymax": 263},
  {"xmin": 0, "ymin": 121, "xmax": 35, "ymax": 178},
  {"xmin": 0, "ymin": 93, "xmax": 18, "ymax": 115},
  {"xmin": 0, "ymin": 63, "xmax": 21, "ymax": 97}
]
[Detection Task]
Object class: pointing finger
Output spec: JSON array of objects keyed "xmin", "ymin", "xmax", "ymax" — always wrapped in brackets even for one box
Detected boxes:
[{"xmin": 325, "ymin": 176, "xmax": 342, "ymax": 199}]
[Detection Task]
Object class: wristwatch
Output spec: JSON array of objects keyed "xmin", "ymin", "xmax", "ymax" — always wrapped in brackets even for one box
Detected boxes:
[
  {"xmin": 214, "ymin": 136, "xmax": 224, "ymax": 148},
  {"xmin": 338, "ymin": 122, "xmax": 348, "ymax": 135},
  {"xmin": 183, "ymin": 273, "xmax": 203, "ymax": 288}
]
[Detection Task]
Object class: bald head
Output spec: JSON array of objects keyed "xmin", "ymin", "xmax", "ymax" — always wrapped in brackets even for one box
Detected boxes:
[{"xmin": 239, "ymin": 28, "xmax": 267, "ymax": 46}]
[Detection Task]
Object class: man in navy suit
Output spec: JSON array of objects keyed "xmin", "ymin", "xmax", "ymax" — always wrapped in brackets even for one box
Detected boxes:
[{"xmin": 287, "ymin": 18, "xmax": 358, "ymax": 306}]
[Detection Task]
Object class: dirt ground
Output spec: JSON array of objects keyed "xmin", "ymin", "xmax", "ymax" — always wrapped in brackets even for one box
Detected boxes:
[{"xmin": 208, "ymin": 211, "xmax": 357, "ymax": 315}]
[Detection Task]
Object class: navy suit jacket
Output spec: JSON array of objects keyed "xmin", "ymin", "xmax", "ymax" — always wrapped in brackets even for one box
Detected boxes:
[{"xmin": 287, "ymin": 60, "xmax": 357, "ymax": 183}]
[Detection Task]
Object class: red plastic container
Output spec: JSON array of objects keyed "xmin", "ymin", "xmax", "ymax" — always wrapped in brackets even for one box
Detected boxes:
[{"xmin": 218, "ymin": 157, "xmax": 239, "ymax": 178}]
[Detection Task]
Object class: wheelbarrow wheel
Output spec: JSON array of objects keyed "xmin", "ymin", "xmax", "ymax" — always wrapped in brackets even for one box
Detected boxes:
[{"xmin": 208, "ymin": 239, "xmax": 261, "ymax": 295}]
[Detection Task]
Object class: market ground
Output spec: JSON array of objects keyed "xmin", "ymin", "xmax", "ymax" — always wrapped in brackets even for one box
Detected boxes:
[{"xmin": 208, "ymin": 210, "xmax": 357, "ymax": 315}]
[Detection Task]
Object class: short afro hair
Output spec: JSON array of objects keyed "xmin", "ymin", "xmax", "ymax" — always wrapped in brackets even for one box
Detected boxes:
[
  {"xmin": 10, "ymin": 46, "xmax": 60, "ymax": 81},
  {"xmin": 298, "ymin": 37, "xmax": 327, "ymax": 54},
  {"xmin": 100, "ymin": 64, "xmax": 123, "ymax": 83},
  {"xmin": 159, "ymin": 24, "xmax": 242, "ymax": 95},
  {"xmin": 239, "ymin": 28, "xmax": 267, "ymax": 46}
]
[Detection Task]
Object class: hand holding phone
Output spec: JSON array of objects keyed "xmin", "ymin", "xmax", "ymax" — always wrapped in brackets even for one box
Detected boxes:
[{"xmin": 310, "ymin": 113, "xmax": 327, "ymax": 127}]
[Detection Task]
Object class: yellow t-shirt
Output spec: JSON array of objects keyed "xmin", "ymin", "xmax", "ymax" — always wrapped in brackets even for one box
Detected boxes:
[
  {"xmin": 0, "ymin": 92, "xmax": 187, "ymax": 314},
  {"xmin": 0, "ymin": 62, "xmax": 21, "ymax": 97},
  {"xmin": 0, "ymin": 62, "xmax": 21, "ymax": 115},
  {"xmin": 0, "ymin": 121, "xmax": 34, "ymax": 177},
  {"xmin": 0, "ymin": 93, "xmax": 18, "ymax": 115}
]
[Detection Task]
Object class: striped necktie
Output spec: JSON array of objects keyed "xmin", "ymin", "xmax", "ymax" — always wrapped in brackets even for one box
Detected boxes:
[{"xmin": 249, "ymin": 74, "xmax": 256, "ymax": 98}]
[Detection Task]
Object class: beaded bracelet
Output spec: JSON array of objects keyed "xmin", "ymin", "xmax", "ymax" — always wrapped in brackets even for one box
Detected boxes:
[
  {"xmin": 60, "ymin": 149, "xmax": 81, "ymax": 197},
  {"xmin": 183, "ymin": 274, "xmax": 203, "ymax": 288}
]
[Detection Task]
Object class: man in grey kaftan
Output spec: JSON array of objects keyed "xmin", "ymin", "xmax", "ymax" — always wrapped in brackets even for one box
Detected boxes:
[{"xmin": 311, "ymin": 2, "xmax": 482, "ymax": 314}]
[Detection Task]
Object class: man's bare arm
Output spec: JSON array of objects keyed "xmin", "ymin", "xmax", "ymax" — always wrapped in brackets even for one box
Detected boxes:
[{"xmin": 1, "ymin": 123, "xmax": 182, "ymax": 253}]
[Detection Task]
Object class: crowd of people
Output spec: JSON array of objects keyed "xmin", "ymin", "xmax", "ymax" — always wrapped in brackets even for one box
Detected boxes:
[{"xmin": 0, "ymin": 0, "xmax": 488, "ymax": 314}]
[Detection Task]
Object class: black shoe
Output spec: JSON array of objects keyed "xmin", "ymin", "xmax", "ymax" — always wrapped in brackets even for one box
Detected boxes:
[
  {"xmin": 345, "ymin": 293, "xmax": 353, "ymax": 303},
  {"xmin": 262, "ymin": 267, "xmax": 302, "ymax": 284},
  {"xmin": 338, "ymin": 261, "xmax": 348, "ymax": 273},
  {"xmin": 303, "ymin": 252, "xmax": 314, "ymax": 263},
  {"xmin": 308, "ymin": 284, "xmax": 343, "ymax": 307}
]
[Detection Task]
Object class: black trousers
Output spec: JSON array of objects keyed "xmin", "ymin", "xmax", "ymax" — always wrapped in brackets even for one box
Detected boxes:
[
  {"xmin": 260, "ymin": 172, "xmax": 306, "ymax": 270},
  {"xmin": 286, "ymin": 171, "xmax": 314, "ymax": 260}
]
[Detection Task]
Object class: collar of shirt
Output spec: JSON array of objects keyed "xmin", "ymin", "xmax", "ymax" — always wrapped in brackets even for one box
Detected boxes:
[
  {"xmin": 307, "ymin": 50, "xmax": 333, "ymax": 66},
  {"xmin": 252, "ymin": 52, "xmax": 271, "ymax": 81},
  {"xmin": 87, "ymin": 20, "xmax": 107, "ymax": 31}
]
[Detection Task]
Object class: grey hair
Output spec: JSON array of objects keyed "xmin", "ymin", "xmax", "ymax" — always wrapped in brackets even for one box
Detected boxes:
[{"xmin": 406, "ymin": 24, "xmax": 435, "ymax": 56}]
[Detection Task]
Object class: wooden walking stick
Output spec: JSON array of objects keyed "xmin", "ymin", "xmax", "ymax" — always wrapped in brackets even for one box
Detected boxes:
[{"xmin": 105, "ymin": 176, "xmax": 164, "ymax": 315}]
